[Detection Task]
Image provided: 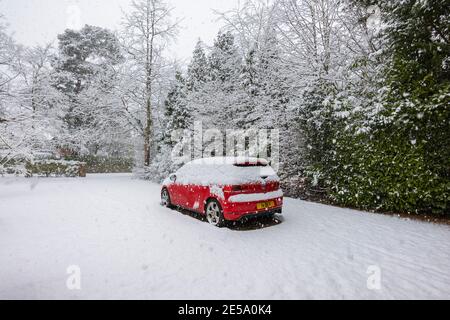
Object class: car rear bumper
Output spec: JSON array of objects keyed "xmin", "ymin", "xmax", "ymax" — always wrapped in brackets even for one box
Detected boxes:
[{"xmin": 223, "ymin": 198, "xmax": 283, "ymax": 221}]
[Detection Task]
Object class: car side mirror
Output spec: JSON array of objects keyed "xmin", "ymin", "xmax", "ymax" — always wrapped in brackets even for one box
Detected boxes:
[{"xmin": 169, "ymin": 174, "xmax": 177, "ymax": 182}]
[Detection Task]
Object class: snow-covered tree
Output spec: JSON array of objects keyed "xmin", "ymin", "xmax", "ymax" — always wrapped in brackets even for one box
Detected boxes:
[
  {"xmin": 54, "ymin": 25, "xmax": 122, "ymax": 135},
  {"xmin": 240, "ymin": 48, "xmax": 259, "ymax": 97},
  {"xmin": 145, "ymin": 70, "xmax": 192, "ymax": 181},
  {"xmin": 0, "ymin": 13, "xmax": 19, "ymax": 107},
  {"xmin": 327, "ymin": 0, "xmax": 450, "ymax": 214},
  {"xmin": 0, "ymin": 43, "xmax": 67, "ymax": 170},
  {"xmin": 209, "ymin": 32, "xmax": 241, "ymax": 87},
  {"xmin": 186, "ymin": 40, "xmax": 209, "ymax": 91},
  {"xmin": 207, "ymin": 32, "xmax": 243, "ymax": 128},
  {"xmin": 163, "ymin": 71, "xmax": 191, "ymax": 143},
  {"xmin": 121, "ymin": 0, "xmax": 179, "ymax": 167}
]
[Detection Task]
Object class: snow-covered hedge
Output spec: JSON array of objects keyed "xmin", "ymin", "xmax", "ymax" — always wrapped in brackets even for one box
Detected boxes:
[
  {"xmin": 65, "ymin": 156, "xmax": 134, "ymax": 174},
  {"xmin": 327, "ymin": 125, "xmax": 449, "ymax": 215},
  {"xmin": 25, "ymin": 160, "xmax": 86, "ymax": 178},
  {"xmin": 0, "ymin": 165, "xmax": 28, "ymax": 177}
]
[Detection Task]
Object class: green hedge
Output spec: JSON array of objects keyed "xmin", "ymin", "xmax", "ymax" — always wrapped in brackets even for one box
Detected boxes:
[
  {"xmin": 0, "ymin": 165, "xmax": 27, "ymax": 176},
  {"xmin": 25, "ymin": 160, "xmax": 85, "ymax": 178},
  {"xmin": 65, "ymin": 156, "xmax": 134, "ymax": 174},
  {"xmin": 327, "ymin": 129, "xmax": 449, "ymax": 215}
]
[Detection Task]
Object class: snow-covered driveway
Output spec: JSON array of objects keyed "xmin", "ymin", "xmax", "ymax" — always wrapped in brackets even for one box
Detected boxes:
[{"xmin": 0, "ymin": 174, "xmax": 449, "ymax": 300}]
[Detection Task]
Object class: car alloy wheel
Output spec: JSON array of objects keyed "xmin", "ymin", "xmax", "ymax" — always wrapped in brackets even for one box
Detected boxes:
[
  {"xmin": 206, "ymin": 200, "xmax": 225, "ymax": 227},
  {"xmin": 161, "ymin": 188, "xmax": 171, "ymax": 207}
]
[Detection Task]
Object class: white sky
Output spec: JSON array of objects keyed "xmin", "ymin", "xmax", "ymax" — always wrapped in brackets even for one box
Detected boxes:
[{"xmin": 0, "ymin": 0, "xmax": 239, "ymax": 61}]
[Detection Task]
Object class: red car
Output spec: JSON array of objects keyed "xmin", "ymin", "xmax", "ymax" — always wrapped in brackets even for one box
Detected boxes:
[{"xmin": 161, "ymin": 157, "xmax": 283, "ymax": 227}]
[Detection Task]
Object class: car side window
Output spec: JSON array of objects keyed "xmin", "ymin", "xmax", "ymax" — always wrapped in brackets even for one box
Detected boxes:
[{"xmin": 175, "ymin": 166, "xmax": 188, "ymax": 184}]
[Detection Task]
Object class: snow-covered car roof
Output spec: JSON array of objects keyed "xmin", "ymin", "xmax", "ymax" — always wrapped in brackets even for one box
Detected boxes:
[
  {"xmin": 188, "ymin": 157, "xmax": 269, "ymax": 166},
  {"xmin": 172, "ymin": 157, "xmax": 279, "ymax": 186}
]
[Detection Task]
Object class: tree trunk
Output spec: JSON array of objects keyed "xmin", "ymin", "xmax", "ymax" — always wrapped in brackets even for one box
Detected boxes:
[
  {"xmin": 144, "ymin": 97, "xmax": 152, "ymax": 167},
  {"xmin": 143, "ymin": 0, "xmax": 154, "ymax": 168}
]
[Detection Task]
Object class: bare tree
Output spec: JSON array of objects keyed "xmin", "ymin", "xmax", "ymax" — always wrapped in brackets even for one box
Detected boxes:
[
  {"xmin": 275, "ymin": 0, "xmax": 344, "ymax": 78},
  {"xmin": 121, "ymin": 0, "xmax": 179, "ymax": 167},
  {"xmin": 20, "ymin": 44, "xmax": 55, "ymax": 113},
  {"xmin": 216, "ymin": 0, "xmax": 278, "ymax": 55}
]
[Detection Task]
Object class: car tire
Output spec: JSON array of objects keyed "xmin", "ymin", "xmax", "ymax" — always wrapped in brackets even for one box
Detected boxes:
[
  {"xmin": 267, "ymin": 213, "xmax": 276, "ymax": 220},
  {"xmin": 161, "ymin": 188, "xmax": 172, "ymax": 208},
  {"xmin": 205, "ymin": 199, "xmax": 225, "ymax": 228}
]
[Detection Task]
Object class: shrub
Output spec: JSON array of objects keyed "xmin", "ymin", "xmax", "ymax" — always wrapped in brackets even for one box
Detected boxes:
[
  {"xmin": 25, "ymin": 160, "xmax": 86, "ymax": 178},
  {"xmin": 0, "ymin": 164, "xmax": 28, "ymax": 176},
  {"xmin": 65, "ymin": 156, "xmax": 134, "ymax": 174},
  {"xmin": 328, "ymin": 127, "xmax": 449, "ymax": 215}
]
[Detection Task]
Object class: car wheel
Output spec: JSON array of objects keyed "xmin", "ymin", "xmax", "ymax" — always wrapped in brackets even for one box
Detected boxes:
[
  {"xmin": 205, "ymin": 199, "xmax": 225, "ymax": 228},
  {"xmin": 161, "ymin": 188, "xmax": 172, "ymax": 208},
  {"xmin": 266, "ymin": 213, "xmax": 276, "ymax": 220}
]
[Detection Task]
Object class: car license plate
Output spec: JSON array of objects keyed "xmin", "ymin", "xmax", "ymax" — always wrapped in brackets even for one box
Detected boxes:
[{"xmin": 257, "ymin": 201, "xmax": 275, "ymax": 210}]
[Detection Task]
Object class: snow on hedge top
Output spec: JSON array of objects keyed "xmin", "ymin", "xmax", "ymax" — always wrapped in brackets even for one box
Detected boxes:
[{"xmin": 173, "ymin": 157, "xmax": 279, "ymax": 186}]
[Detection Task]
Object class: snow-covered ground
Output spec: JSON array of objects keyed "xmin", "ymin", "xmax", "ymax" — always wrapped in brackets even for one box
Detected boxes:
[{"xmin": 0, "ymin": 174, "xmax": 449, "ymax": 300}]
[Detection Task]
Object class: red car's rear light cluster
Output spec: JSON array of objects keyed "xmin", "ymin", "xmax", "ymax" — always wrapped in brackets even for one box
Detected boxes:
[
  {"xmin": 228, "ymin": 182, "xmax": 281, "ymax": 193},
  {"xmin": 230, "ymin": 185, "xmax": 253, "ymax": 193},
  {"xmin": 226, "ymin": 185, "xmax": 252, "ymax": 192}
]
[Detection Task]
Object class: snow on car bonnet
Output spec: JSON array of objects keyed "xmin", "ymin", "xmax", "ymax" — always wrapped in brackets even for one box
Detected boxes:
[{"xmin": 175, "ymin": 157, "xmax": 279, "ymax": 186}]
